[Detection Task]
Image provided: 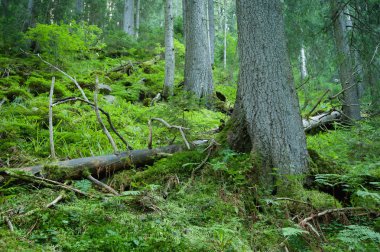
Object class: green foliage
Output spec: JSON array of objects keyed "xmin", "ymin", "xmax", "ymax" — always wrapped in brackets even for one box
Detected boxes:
[
  {"xmin": 24, "ymin": 22, "xmax": 103, "ymax": 60},
  {"xmin": 335, "ymin": 225, "xmax": 380, "ymax": 251}
]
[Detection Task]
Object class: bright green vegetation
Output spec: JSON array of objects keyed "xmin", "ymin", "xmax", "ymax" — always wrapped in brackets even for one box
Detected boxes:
[{"xmin": 1, "ymin": 23, "xmax": 379, "ymax": 251}]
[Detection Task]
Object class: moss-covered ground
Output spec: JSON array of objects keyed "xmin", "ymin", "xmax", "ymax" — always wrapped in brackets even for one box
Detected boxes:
[{"xmin": 1, "ymin": 40, "xmax": 379, "ymax": 251}]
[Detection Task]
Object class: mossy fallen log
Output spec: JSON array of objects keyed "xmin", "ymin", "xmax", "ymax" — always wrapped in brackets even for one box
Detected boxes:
[{"xmin": 13, "ymin": 141, "xmax": 208, "ymax": 181}]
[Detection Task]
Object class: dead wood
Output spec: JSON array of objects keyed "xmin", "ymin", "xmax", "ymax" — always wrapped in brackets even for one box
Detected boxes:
[
  {"xmin": 10, "ymin": 141, "xmax": 207, "ymax": 181},
  {"xmin": 87, "ymin": 175, "xmax": 119, "ymax": 195},
  {"xmin": 49, "ymin": 77, "xmax": 56, "ymax": 159},
  {"xmin": 303, "ymin": 111, "xmax": 342, "ymax": 132}
]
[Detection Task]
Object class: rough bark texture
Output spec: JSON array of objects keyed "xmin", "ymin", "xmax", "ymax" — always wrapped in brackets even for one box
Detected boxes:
[
  {"xmin": 229, "ymin": 0, "xmax": 308, "ymax": 186},
  {"xmin": 184, "ymin": 0, "xmax": 213, "ymax": 99},
  {"xmin": 15, "ymin": 141, "xmax": 207, "ymax": 180},
  {"xmin": 164, "ymin": 0, "xmax": 175, "ymax": 98},
  {"xmin": 331, "ymin": 1, "xmax": 361, "ymax": 121},
  {"xmin": 208, "ymin": 0, "xmax": 215, "ymax": 65},
  {"xmin": 123, "ymin": 0, "xmax": 135, "ymax": 35}
]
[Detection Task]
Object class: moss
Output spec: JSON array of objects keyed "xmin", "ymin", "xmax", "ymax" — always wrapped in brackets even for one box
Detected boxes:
[
  {"xmin": 308, "ymin": 148, "xmax": 344, "ymax": 175},
  {"xmin": 25, "ymin": 76, "xmax": 68, "ymax": 98}
]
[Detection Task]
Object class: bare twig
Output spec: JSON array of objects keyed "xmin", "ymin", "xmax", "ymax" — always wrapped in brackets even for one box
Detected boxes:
[
  {"xmin": 150, "ymin": 93, "xmax": 161, "ymax": 106},
  {"xmin": 49, "ymin": 77, "xmax": 56, "ymax": 159},
  {"xmin": 5, "ymin": 171, "xmax": 88, "ymax": 197},
  {"xmin": 53, "ymin": 97, "xmax": 132, "ymax": 150},
  {"xmin": 94, "ymin": 77, "xmax": 119, "ymax": 154},
  {"xmin": 299, "ymin": 207, "xmax": 365, "ymax": 227},
  {"xmin": 0, "ymin": 98, "xmax": 6, "ymax": 108},
  {"xmin": 20, "ymin": 49, "xmax": 89, "ymax": 101},
  {"xmin": 370, "ymin": 42, "xmax": 380, "ymax": 64},
  {"xmin": 329, "ymin": 82, "xmax": 357, "ymax": 100},
  {"xmin": 148, "ymin": 118, "xmax": 191, "ymax": 150},
  {"xmin": 3, "ymin": 216, "xmax": 14, "ymax": 232},
  {"xmin": 306, "ymin": 89, "xmax": 331, "ymax": 118},
  {"xmin": 46, "ymin": 193, "xmax": 64, "ymax": 208},
  {"xmin": 87, "ymin": 175, "xmax": 119, "ymax": 196},
  {"xmin": 148, "ymin": 119, "xmax": 153, "ymax": 149}
]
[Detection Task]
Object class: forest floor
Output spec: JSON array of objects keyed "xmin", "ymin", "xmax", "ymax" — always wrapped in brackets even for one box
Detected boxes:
[{"xmin": 0, "ymin": 50, "xmax": 379, "ymax": 251}]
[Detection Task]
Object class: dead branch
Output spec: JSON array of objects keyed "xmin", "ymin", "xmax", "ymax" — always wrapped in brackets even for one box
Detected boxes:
[
  {"xmin": 149, "ymin": 118, "xmax": 191, "ymax": 150},
  {"xmin": 303, "ymin": 111, "xmax": 342, "ymax": 132},
  {"xmin": 49, "ymin": 77, "xmax": 56, "ymax": 159},
  {"xmin": 299, "ymin": 207, "xmax": 365, "ymax": 227},
  {"xmin": 3, "ymin": 216, "xmax": 14, "ymax": 232},
  {"xmin": 329, "ymin": 82, "xmax": 357, "ymax": 100},
  {"xmin": 53, "ymin": 97, "xmax": 132, "ymax": 150},
  {"xmin": 11, "ymin": 140, "xmax": 208, "ymax": 181},
  {"xmin": 4, "ymin": 171, "xmax": 89, "ymax": 197},
  {"xmin": 150, "ymin": 93, "xmax": 161, "ymax": 106},
  {"xmin": 0, "ymin": 98, "xmax": 6, "ymax": 108},
  {"xmin": 305, "ymin": 89, "xmax": 330, "ymax": 118},
  {"xmin": 87, "ymin": 175, "xmax": 119, "ymax": 196},
  {"xmin": 94, "ymin": 77, "xmax": 118, "ymax": 154},
  {"xmin": 46, "ymin": 193, "xmax": 65, "ymax": 208},
  {"xmin": 20, "ymin": 49, "xmax": 89, "ymax": 102}
]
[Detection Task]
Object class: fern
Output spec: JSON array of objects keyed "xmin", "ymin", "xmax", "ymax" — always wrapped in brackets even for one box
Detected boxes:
[
  {"xmin": 281, "ymin": 227, "xmax": 309, "ymax": 238},
  {"xmin": 337, "ymin": 225, "xmax": 380, "ymax": 250}
]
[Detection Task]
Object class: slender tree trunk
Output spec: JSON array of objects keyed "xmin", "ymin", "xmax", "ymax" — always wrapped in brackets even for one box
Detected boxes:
[
  {"xmin": 208, "ymin": 0, "xmax": 215, "ymax": 65},
  {"xmin": 124, "ymin": 0, "xmax": 135, "ymax": 35},
  {"xmin": 182, "ymin": 0, "xmax": 186, "ymax": 44},
  {"xmin": 184, "ymin": 0, "xmax": 214, "ymax": 99},
  {"xmin": 331, "ymin": 1, "xmax": 361, "ymax": 121},
  {"xmin": 228, "ymin": 0, "xmax": 308, "ymax": 187},
  {"xmin": 300, "ymin": 45, "xmax": 309, "ymax": 110},
  {"xmin": 223, "ymin": 0, "xmax": 227, "ymax": 69},
  {"xmin": 164, "ymin": 0, "xmax": 175, "ymax": 98},
  {"xmin": 76, "ymin": 0, "xmax": 84, "ymax": 21},
  {"xmin": 135, "ymin": 0, "xmax": 140, "ymax": 38},
  {"xmin": 23, "ymin": 0, "xmax": 34, "ymax": 31}
]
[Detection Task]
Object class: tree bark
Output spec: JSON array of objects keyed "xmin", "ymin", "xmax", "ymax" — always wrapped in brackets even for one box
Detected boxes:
[
  {"xmin": 23, "ymin": 0, "xmax": 34, "ymax": 31},
  {"xmin": 229, "ymin": 0, "xmax": 308, "ymax": 187},
  {"xmin": 208, "ymin": 0, "xmax": 215, "ymax": 65},
  {"xmin": 223, "ymin": 0, "xmax": 227, "ymax": 69},
  {"xmin": 76, "ymin": 0, "xmax": 84, "ymax": 21},
  {"xmin": 163, "ymin": 0, "xmax": 175, "ymax": 98},
  {"xmin": 14, "ymin": 141, "xmax": 207, "ymax": 181},
  {"xmin": 331, "ymin": 1, "xmax": 361, "ymax": 121},
  {"xmin": 123, "ymin": 0, "xmax": 135, "ymax": 35},
  {"xmin": 135, "ymin": 0, "xmax": 140, "ymax": 38},
  {"xmin": 184, "ymin": 0, "xmax": 214, "ymax": 99}
]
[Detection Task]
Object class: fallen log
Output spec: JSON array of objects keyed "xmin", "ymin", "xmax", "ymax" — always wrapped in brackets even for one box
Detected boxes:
[
  {"xmin": 10, "ymin": 140, "xmax": 208, "ymax": 181},
  {"xmin": 303, "ymin": 111, "xmax": 342, "ymax": 132}
]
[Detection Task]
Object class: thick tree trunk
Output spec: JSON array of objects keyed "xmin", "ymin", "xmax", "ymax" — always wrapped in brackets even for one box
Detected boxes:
[
  {"xmin": 229, "ymin": 0, "xmax": 308, "ymax": 186},
  {"xmin": 163, "ymin": 0, "xmax": 175, "ymax": 98},
  {"xmin": 14, "ymin": 141, "xmax": 207, "ymax": 181},
  {"xmin": 331, "ymin": 1, "xmax": 361, "ymax": 121},
  {"xmin": 208, "ymin": 0, "xmax": 215, "ymax": 65},
  {"xmin": 124, "ymin": 0, "xmax": 135, "ymax": 35},
  {"xmin": 135, "ymin": 0, "xmax": 140, "ymax": 38},
  {"xmin": 182, "ymin": 0, "xmax": 186, "ymax": 44},
  {"xmin": 184, "ymin": 0, "xmax": 213, "ymax": 99}
]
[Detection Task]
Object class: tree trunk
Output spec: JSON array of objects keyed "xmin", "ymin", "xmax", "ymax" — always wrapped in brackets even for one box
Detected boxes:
[
  {"xmin": 300, "ymin": 45, "xmax": 309, "ymax": 110},
  {"xmin": 13, "ymin": 141, "xmax": 207, "ymax": 181},
  {"xmin": 229, "ymin": 0, "xmax": 308, "ymax": 187},
  {"xmin": 184, "ymin": 0, "xmax": 214, "ymax": 99},
  {"xmin": 23, "ymin": 0, "xmax": 34, "ymax": 31},
  {"xmin": 163, "ymin": 0, "xmax": 175, "ymax": 98},
  {"xmin": 331, "ymin": 1, "xmax": 361, "ymax": 121},
  {"xmin": 208, "ymin": 0, "xmax": 215, "ymax": 65},
  {"xmin": 76, "ymin": 0, "xmax": 84, "ymax": 21},
  {"xmin": 135, "ymin": 0, "xmax": 140, "ymax": 38},
  {"xmin": 123, "ymin": 0, "xmax": 135, "ymax": 35},
  {"xmin": 223, "ymin": 0, "xmax": 227, "ymax": 69},
  {"xmin": 182, "ymin": 0, "xmax": 186, "ymax": 44}
]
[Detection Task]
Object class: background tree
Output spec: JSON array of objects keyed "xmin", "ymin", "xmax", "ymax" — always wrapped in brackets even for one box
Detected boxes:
[
  {"xmin": 228, "ymin": 0, "xmax": 308, "ymax": 187},
  {"xmin": 184, "ymin": 0, "xmax": 213, "ymax": 99},
  {"xmin": 330, "ymin": 0, "xmax": 361, "ymax": 121},
  {"xmin": 124, "ymin": 0, "xmax": 135, "ymax": 35},
  {"xmin": 163, "ymin": 0, "xmax": 175, "ymax": 98}
]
